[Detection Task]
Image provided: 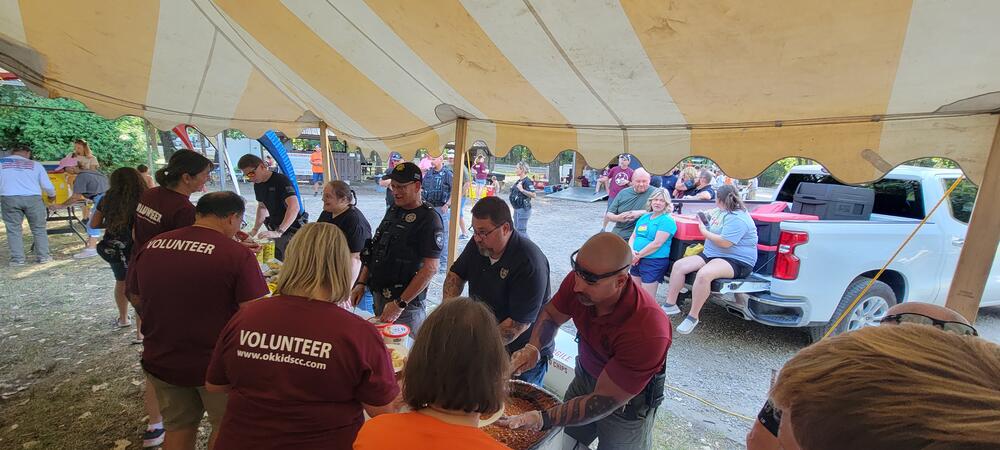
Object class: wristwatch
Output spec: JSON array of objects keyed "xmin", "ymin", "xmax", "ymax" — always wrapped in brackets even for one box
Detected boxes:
[{"xmin": 394, "ymin": 298, "xmax": 408, "ymax": 308}]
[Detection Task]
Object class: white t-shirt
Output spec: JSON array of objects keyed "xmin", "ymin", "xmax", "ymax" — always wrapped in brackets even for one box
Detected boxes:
[{"xmin": 0, "ymin": 155, "xmax": 55, "ymax": 197}]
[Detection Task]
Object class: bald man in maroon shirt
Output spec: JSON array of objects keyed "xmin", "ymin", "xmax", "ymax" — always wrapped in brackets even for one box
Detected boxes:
[{"xmin": 128, "ymin": 191, "xmax": 268, "ymax": 450}]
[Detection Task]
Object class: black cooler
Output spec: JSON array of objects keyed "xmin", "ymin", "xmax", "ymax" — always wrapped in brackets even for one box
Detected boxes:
[{"xmin": 791, "ymin": 182, "xmax": 874, "ymax": 220}]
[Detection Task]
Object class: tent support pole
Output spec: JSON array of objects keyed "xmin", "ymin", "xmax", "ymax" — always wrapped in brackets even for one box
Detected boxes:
[
  {"xmin": 319, "ymin": 121, "xmax": 335, "ymax": 181},
  {"xmin": 945, "ymin": 120, "xmax": 1000, "ymax": 323},
  {"xmin": 446, "ymin": 118, "xmax": 469, "ymax": 271},
  {"xmin": 218, "ymin": 132, "xmax": 241, "ymax": 196}
]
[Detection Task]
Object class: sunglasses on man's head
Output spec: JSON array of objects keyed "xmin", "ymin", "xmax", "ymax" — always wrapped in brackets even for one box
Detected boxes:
[
  {"xmin": 880, "ymin": 312, "xmax": 978, "ymax": 336},
  {"xmin": 569, "ymin": 250, "xmax": 630, "ymax": 284}
]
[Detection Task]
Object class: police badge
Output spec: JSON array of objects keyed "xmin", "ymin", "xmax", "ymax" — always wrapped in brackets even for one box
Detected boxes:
[
  {"xmin": 500, "ymin": 268, "xmax": 509, "ymax": 279},
  {"xmin": 404, "ymin": 213, "xmax": 417, "ymax": 223},
  {"xmin": 383, "ymin": 288, "xmax": 392, "ymax": 298}
]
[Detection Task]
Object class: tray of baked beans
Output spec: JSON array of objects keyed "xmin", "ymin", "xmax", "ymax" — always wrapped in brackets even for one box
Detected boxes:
[{"xmin": 482, "ymin": 380, "xmax": 562, "ymax": 450}]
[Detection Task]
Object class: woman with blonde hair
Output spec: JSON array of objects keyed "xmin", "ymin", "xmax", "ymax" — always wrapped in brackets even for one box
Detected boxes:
[
  {"xmin": 510, "ymin": 161, "xmax": 537, "ymax": 236},
  {"xmin": 206, "ymin": 223, "xmax": 399, "ymax": 450},
  {"xmin": 71, "ymin": 139, "xmax": 100, "ymax": 170},
  {"xmin": 673, "ymin": 166, "xmax": 699, "ymax": 198},
  {"xmin": 628, "ymin": 187, "xmax": 677, "ymax": 299},
  {"xmin": 766, "ymin": 324, "xmax": 1000, "ymax": 450},
  {"xmin": 355, "ymin": 297, "xmax": 511, "ymax": 449}
]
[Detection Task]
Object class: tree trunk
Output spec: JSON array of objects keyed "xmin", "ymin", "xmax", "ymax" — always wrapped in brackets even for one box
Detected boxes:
[
  {"xmin": 158, "ymin": 130, "xmax": 177, "ymax": 162},
  {"xmin": 548, "ymin": 158, "xmax": 561, "ymax": 185}
]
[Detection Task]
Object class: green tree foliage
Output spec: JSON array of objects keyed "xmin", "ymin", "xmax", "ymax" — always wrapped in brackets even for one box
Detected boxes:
[{"xmin": 0, "ymin": 85, "xmax": 147, "ymax": 170}]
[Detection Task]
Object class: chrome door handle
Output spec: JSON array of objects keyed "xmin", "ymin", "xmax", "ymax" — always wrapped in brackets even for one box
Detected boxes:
[{"xmin": 952, "ymin": 237, "xmax": 965, "ymax": 247}]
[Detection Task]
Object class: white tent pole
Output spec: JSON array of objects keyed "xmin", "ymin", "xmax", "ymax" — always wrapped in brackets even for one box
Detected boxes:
[
  {"xmin": 446, "ymin": 118, "xmax": 468, "ymax": 270},
  {"xmin": 216, "ymin": 132, "xmax": 227, "ymax": 191},
  {"xmin": 945, "ymin": 121, "xmax": 1000, "ymax": 323},
  {"xmin": 218, "ymin": 132, "xmax": 241, "ymax": 196}
]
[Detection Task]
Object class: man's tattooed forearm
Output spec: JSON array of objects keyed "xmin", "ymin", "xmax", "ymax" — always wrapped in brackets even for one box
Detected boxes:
[
  {"xmin": 441, "ymin": 272, "xmax": 466, "ymax": 300},
  {"xmin": 543, "ymin": 394, "xmax": 621, "ymax": 428}
]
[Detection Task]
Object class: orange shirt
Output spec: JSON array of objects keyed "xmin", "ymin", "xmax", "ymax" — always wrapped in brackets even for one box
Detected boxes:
[
  {"xmin": 354, "ymin": 412, "xmax": 510, "ymax": 450},
  {"xmin": 310, "ymin": 151, "xmax": 324, "ymax": 174}
]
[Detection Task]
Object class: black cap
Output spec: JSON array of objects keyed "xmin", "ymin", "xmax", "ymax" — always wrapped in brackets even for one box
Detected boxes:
[{"xmin": 382, "ymin": 161, "xmax": 423, "ymax": 183}]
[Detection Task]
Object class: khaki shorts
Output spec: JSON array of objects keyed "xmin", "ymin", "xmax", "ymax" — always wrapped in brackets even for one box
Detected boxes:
[{"xmin": 145, "ymin": 371, "xmax": 228, "ymax": 431}]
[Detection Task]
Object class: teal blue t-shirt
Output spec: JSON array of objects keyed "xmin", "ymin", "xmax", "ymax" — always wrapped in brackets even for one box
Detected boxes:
[{"xmin": 631, "ymin": 212, "xmax": 677, "ymax": 259}]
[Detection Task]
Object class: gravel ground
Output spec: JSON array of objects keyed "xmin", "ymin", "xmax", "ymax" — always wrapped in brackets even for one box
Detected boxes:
[
  {"xmin": 2, "ymin": 180, "xmax": 998, "ymax": 449},
  {"xmin": 308, "ymin": 181, "xmax": 1000, "ymax": 445}
]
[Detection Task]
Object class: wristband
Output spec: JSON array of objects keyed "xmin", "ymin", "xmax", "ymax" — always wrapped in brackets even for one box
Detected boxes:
[{"xmin": 540, "ymin": 409, "xmax": 553, "ymax": 431}]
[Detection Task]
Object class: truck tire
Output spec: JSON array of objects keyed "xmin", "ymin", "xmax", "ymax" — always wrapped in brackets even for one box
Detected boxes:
[{"xmin": 808, "ymin": 277, "xmax": 897, "ymax": 343}]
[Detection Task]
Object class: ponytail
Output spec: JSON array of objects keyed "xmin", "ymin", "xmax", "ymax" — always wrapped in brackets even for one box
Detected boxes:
[
  {"xmin": 716, "ymin": 184, "xmax": 746, "ymax": 212},
  {"xmin": 155, "ymin": 150, "xmax": 212, "ymax": 188}
]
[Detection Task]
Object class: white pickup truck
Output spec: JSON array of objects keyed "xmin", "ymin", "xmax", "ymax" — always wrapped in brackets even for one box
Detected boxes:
[{"xmin": 698, "ymin": 165, "xmax": 999, "ymax": 341}]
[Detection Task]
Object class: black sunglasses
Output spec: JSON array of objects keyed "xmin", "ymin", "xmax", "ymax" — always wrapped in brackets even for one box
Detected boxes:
[
  {"xmin": 880, "ymin": 312, "xmax": 978, "ymax": 336},
  {"xmin": 570, "ymin": 250, "xmax": 630, "ymax": 284}
]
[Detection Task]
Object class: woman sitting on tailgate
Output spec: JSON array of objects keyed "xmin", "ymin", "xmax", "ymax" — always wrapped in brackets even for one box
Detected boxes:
[{"xmin": 662, "ymin": 185, "xmax": 757, "ymax": 334}]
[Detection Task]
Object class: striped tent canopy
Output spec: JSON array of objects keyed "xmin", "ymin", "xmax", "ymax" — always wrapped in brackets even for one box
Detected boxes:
[{"xmin": 1, "ymin": 0, "xmax": 998, "ymax": 184}]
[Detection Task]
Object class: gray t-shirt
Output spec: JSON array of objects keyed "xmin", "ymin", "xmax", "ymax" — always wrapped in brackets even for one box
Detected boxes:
[
  {"xmin": 704, "ymin": 209, "xmax": 758, "ymax": 266},
  {"xmin": 608, "ymin": 187, "xmax": 654, "ymax": 241},
  {"xmin": 73, "ymin": 170, "xmax": 109, "ymax": 200}
]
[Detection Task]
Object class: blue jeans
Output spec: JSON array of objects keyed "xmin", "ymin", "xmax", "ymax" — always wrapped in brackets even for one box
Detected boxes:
[
  {"xmin": 357, "ymin": 290, "xmax": 374, "ymax": 314},
  {"xmin": 437, "ymin": 206, "xmax": 449, "ymax": 273},
  {"xmin": 513, "ymin": 207, "xmax": 531, "ymax": 236},
  {"xmin": 515, "ymin": 355, "xmax": 549, "ymax": 387}
]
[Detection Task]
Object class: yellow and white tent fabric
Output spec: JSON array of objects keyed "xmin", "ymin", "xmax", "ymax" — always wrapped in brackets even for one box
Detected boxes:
[{"xmin": 1, "ymin": 0, "xmax": 999, "ymax": 184}]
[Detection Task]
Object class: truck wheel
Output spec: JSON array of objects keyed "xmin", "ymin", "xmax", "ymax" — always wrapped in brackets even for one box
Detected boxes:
[{"xmin": 808, "ymin": 277, "xmax": 897, "ymax": 342}]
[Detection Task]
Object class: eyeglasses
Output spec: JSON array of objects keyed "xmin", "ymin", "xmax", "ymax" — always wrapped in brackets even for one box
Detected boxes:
[
  {"xmin": 880, "ymin": 312, "xmax": 978, "ymax": 336},
  {"xmin": 389, "ymin": 181, "xmax": 416, "ymax": 190},
  {"xmin": 468, "ymin": 223, "xmax": 503, "ymax": 240},
  {"xmin": 570, "ymin": 250, "xmax": 630, "ymax": 284},
  {"xmin": 241, "ymin": 219, "xmax": 248, "ymax": 229},
  {"xmin": 242, "ymin": 167, "xmax": 259, "ymax": 178}
]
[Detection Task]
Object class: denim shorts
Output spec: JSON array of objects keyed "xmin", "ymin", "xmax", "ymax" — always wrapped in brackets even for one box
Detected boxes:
[
  {"xmin": 629, "ymin": 257, "xmax": 670, "ymax": 284},
  {"xmin": 311, "ymin": 172, "xmax": 324, "ymax": 183}
]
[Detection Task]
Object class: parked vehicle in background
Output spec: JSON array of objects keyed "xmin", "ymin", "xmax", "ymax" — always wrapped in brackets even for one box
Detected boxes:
[{"xmin": 683, "ymin": 165, "xmax": 997, "ymax": 341}]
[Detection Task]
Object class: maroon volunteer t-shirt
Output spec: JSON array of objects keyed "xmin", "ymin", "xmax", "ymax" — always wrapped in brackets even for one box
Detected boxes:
[
  {"xmin": 550, "ymin": 273, "xmax": 671, "ymax": 395},
  {"xmin": 128, "ymin": 226, "xmax": 268, "ymax": 386},
  {"xmin": 132, "ymin": 187, "xmax": 196, "ymax": 259},
  {"xmin": 606, "ymin": 166, "xmax": 634, "ymax": 202},
  {"xmin": 207, "ymin": 295, "xmax": 399, "ymax": 450}
]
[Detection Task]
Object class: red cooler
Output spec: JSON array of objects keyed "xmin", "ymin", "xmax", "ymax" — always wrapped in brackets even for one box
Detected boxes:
[{"xmin": 669, "ymin": 214, "xmax": 705, "ymax": 261}]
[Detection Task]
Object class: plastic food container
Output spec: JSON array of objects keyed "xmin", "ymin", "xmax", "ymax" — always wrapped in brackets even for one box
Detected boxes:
[
  {"xmin": 367, "ymin": 316, "xmax": 391, "ymax": 333},
  {"xmin": 382, "ymin": 323, "xmax": 410, "ymax": 346}
]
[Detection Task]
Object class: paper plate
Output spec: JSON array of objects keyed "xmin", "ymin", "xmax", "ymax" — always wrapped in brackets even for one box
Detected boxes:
[{"xmin": 477, "ymin": 404, "xmax": 505, "ymax": 428}]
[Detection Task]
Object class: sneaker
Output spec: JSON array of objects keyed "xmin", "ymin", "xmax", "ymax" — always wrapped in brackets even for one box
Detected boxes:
[
  {"xmin": 142, "ymin": 427, "xmax": 165, "ymax": 448},
  {"xmin": 9, "ymin": 260, "xmax": 26, "ymax": 267},
  {"xmin": 37, "ymin": 256, "xmax": 52, "ymax": 264},
  {"xmin": 73, "ymin": 248, "xmax": 99, "ymax": 259},
  {"xmin": 661, "ymin": 304, "xmax": 681, "ymax": 315},
  {"xmin": 677, "ymin": 316, "xmax": 700, "ymax": 334}
]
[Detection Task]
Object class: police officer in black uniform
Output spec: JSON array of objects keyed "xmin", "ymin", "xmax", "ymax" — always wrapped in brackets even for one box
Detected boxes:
[
  {"xmin": 422, "ymin": 155, "xmax": 452, "ymax": 273},
  {"xmin": 352, "ymin": 162, "xmax": 443, "ymax": 336}
]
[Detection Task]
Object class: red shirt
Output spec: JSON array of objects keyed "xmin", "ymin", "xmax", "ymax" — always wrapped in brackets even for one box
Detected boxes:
[
  {"xmin": 207, "ymin": 295, "xmax": 399, "ymax": 450},
  {"xmin": 128, "ymin": 226, "xmax": 268, "ymax": 386},
  {"xmin": 355, "ymin": 412, "xmax": 510, "ymax": 450},
  {"xmin": 550, "ymin": 274, "xmax": 671, "ymax": 395},
  {"xmin": 132, "ymin": 187, "xmax": 196, "ymax": 259},
  {"xmin": 607, "ymin": 166, "xmax": 634, "ymax": 201}
]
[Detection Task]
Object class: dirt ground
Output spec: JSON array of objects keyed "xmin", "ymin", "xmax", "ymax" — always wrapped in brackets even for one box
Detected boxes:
[
  {"xmin": 3, "ymin": 180, "xmax": 998, "ymax": 450},
  {"xmin": 0, "ymin": 183, "xmax": 734, "ymax": 450}
]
